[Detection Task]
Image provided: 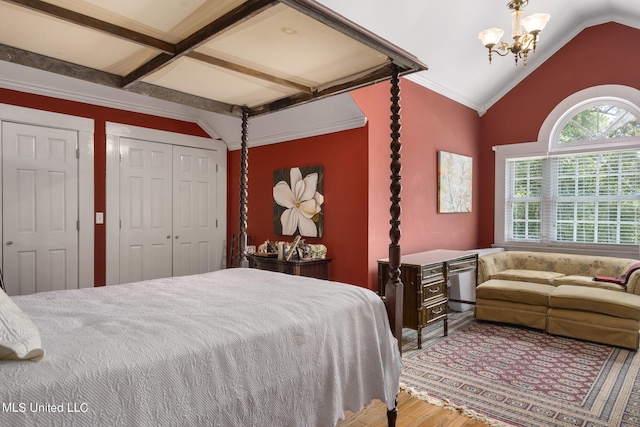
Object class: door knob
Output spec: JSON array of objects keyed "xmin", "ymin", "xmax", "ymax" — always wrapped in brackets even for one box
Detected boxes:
[
  {"xmin": 6, "ymin": 241, "xmax": 12, "ymax": 245},
  {"xmin": 174, "ymin": 235, "xmax": 179, "ymax": 239},
  {"xmin": 166, "ymin": 235, "xmax": 171, "ymax": 239}
]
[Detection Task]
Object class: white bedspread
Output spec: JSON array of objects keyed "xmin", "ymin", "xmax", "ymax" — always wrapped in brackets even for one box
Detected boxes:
[{"xmin": 0, "ymin": 268, "xmax": 401, "ymax": 426}]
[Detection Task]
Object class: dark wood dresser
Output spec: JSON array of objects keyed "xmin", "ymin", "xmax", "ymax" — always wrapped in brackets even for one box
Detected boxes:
[
  {"xmin": 378, "ymin": 249, "xmax": 477, "ymax": 349},
  {"xmin": 248, "ymin": 255, "xmax": 332, "ymax": 280}
]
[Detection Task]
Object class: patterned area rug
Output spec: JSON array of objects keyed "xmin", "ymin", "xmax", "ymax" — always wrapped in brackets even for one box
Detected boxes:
[{"xmin": 400, "ymin": 311, "xmax": 640, "ymax": 427}]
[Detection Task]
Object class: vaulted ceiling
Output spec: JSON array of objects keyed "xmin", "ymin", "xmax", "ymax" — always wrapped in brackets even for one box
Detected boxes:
[
  {"xmin": 320, "ymin": 0, "xmax": 640, "ymax": 115},
  {"xmin": 1, "ymin": 0, "xmax": 639, "ymax": 146}
]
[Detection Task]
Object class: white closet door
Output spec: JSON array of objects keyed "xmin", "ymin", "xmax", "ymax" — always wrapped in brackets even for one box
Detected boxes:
[
  {"xmin": 119, "ymin": 138, "xmax": 173, "ymax": 283},
  {"xmin": 172, "ymin": 146, "xmax": 218, "ymax": 276},
  {"xmin": 2, "ymin": 122, "xmax": 78, "ymax": 295}
]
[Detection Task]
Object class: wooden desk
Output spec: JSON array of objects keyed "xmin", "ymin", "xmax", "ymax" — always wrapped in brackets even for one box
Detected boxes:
[
  {"xmin": 248, "ymin": 255, "xmax": 332, "ymax": 280},
  {"xmin": 378, "ymin": 249, "xmax": 478, "ymax": 349}
]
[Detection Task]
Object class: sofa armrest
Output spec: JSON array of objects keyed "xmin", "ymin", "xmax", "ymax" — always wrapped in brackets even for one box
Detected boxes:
[
  {"xmin": 477, "ymin": 252, "xmax": 511, "ymax": 284},
  {"xmin": 626, "ymin": 270, "xmax": 640, "ymax": 295}
]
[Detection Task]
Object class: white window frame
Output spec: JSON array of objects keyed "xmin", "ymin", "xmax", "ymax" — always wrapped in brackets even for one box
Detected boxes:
[{"xmin": 494, "ymin": 85, "xmax": 640, "ymax": 258}]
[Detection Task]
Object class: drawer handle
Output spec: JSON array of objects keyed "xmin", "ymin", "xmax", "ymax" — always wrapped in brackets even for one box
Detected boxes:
[
  {"xmin": 428, "ymin": 287, "xmax": 440, "ymax": 293},
  {"xmin": 432, "ymin": 306, "xmax": 444, "ymax": 315}
]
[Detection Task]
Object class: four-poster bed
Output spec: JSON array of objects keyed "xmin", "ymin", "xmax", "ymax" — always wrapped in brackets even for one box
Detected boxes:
[{"xmin": 0, "ymin": 0, "xmax": 427, "ymax": 425}]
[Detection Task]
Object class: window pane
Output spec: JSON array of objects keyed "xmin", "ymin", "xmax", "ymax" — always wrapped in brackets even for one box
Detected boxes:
[
  {"xmin": 558, "ymin": 104, "xmax": 640, "ymax": 144},
  {"xmin": 556, "ymin": 223, "xmax": 575, "ymax": 241}
]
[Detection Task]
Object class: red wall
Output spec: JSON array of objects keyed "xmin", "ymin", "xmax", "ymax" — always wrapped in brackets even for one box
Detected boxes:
[
  {"xmin": 478, "ymin": 22, "xmax": 640, "ymax": 248},
  {"xmin": 0, "ymin": 88, "xmax": 209, "ymax": 286},
  {"xmin": 227, "ymin": 78, "xmax": 482, "ymax": 290},
  {"xmin": 227, "ymin": 126, "xmax": 370, "ymax": 287},
  {"xmin": 351, "ymin": 79, "xmax": 481, "ymax": 289}
]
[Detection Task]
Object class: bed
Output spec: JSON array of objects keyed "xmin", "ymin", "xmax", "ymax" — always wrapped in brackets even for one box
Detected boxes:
[
  {"xmin": 0, "ymin": 0, "xmax": 425, "ymax": 425},
  {"xmin": 1, "ymin": 268, "xmax": 401, "ymax": 426}
]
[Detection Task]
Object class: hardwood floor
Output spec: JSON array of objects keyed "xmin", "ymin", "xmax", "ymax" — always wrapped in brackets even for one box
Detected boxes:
[{"xmin": 336, "ymin": 392, "xmax": 490, "ymax": 427}]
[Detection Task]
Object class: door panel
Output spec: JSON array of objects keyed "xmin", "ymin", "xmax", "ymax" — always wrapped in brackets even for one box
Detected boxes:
[
  {"xmin": 2, "ymin": 122, "xmax": 79, "ymax": 295},
  {"xmin": 119, "ymin": 138, "xmax": 173, "ymax": 283},
  {"xmin": 172, "ymin": 146, "xmax": 217, "ymax": 277}
]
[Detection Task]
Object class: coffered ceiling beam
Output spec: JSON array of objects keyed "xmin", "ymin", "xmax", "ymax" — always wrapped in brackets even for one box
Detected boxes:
[
  {"xmin": 249, "ymin": 63, "xmax": 401, "ymax": 116},
  {"xmin": 121, "ymin": 0, "xmax": 278, "ymax": 88},
  {"xmin": 2, "ymin": 0, "xmax": 175, "ymax": 54},
  {"xmin": 0, "ymin": 43, "xmax": 242, "ymax": 116},
  {"xmin": 186, "ymin": 52, "xmax": 313, "ymax": 94}
]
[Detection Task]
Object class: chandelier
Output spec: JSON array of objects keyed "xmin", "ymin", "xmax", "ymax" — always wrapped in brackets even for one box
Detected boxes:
[{"xmin": 478, "ymin": 0, "xmax": 550, "ymax": 67}]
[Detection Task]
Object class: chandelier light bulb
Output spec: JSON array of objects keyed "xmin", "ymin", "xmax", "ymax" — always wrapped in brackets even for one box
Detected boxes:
[
  {"xmin": 478, "ymin": 28, "xmax": 504, "ymax": 47},
  {"xmin": 522, "ymin": 13, "xmax": 550, "ymax": 33}
]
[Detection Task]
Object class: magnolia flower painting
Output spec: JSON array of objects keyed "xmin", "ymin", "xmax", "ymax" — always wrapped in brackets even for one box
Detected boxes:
[{"xmin": 273, "ymin": 166, "xmax": 324, "ymax": 237}]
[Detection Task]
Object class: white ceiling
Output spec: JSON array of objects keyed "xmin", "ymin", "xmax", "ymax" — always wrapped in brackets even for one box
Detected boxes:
[{"xmin": 316, "ymin": 0, "xmax": 640, "ymax": 115}]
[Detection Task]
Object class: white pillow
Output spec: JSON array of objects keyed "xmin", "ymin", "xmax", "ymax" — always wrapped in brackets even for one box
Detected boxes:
[{"xmin": 0, "ymin": 290, "xmax": 44, "ymax": 361}]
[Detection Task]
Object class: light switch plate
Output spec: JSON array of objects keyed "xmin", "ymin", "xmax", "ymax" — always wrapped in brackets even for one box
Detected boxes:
[{"xmin": 96, "ymin": 212, "xmax": 104, "ymax": 224}]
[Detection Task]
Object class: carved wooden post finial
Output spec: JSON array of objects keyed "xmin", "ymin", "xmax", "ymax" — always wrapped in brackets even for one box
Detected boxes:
[
  {"xmin": 239, "ymin": 107, "xmax": 249, "ymax": 267},
  {"xmin": 385, "ymin": 64, "xmax": 404, "ymax": 351}
]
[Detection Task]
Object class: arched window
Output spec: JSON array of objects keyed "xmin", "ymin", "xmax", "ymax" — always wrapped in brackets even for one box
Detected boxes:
[
  {"xmin": 551, "ymin": 100, "xmax": 640, "ymax": 150},
  {"xmin": 494, "ymin": 90, "xmax": 640, "ymax": 256}
]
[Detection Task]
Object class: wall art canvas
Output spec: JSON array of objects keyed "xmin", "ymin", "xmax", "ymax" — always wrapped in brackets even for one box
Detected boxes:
[
  {"xmin": 438, "ymin": 151, "xmax": 472, "ymax": 213},
  {"xmin": 273, "ymin": 166, "xmax": 324, "ymax": 237}
]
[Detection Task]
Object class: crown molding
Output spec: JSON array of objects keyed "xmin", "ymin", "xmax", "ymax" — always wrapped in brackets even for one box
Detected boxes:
[{"xmin": 226, "ymin": 116, "xmax": 367, "ymax": 150}]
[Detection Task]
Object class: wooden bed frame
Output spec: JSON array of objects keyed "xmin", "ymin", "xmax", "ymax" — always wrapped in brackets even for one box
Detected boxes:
[
  {"xmin": 235, "ymin": 62, "xmax": 407, "ymax": 427},
  {"xmin": 0, "ymin": 1, "xmax": 422, "ymax": 424}
]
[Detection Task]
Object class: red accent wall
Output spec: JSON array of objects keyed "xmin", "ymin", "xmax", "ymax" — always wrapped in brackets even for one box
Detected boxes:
[
  {"xmin": 477, "ymin": 22, "xmax": 640, "ymax": 248},
  {"xmin": 0, "ymin": 88, "xmax": 209, "ymax": 287},
  {"xmin": 351, "ymin": 79, "xmax": 481, "ymax": 289},
  {"xmin": 228, "ymin": 78, "xmax": 481, "ymax": 290},
  {"xmin": 227, "ymin": 126, "xmax": 370, "ymax": 287}
]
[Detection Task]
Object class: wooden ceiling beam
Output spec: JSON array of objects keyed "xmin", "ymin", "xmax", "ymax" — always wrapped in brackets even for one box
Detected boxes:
[
  {"xmin": 0, "ymin": 43, "xmax": 122, "ymax": 87},
  {"xmin": 122, "ymin": 0, "xmax": 278, "ymax": 88},
  {"xmin": 186, "ymin": 51, "xmax": 312, "ymax": 94},
  {"xmin": 248, "ymin": 63, "xmax": 408, "ymax": 117},
  {"xmin": 2, "ymin": 0, "xmax": 174, "ymax": 54},
  {"xmin": 0, "ymin": 43, "xmax": 242, "ymax": 116}
]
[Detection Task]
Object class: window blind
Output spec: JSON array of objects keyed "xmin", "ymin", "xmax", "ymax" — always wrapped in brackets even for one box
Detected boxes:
[{"xmin": 505, "ymin": 150, "xmax": 640, "ymax": 246}]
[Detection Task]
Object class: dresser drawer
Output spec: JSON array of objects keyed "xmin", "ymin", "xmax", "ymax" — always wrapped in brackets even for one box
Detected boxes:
[
  {"xmin": 421, "ymin": 280, "xmax": 445, "ymax": 304},
  {"xmin": 421, "ymin": 299, "xmax": 447, "ymax": 326},
  {"xmin": 421, "ymin": 263, "xmax": 443, "ymax": 280},
  {"xmin": 447, "ymin": 255, "xmax": 477, "ymax": 275}
]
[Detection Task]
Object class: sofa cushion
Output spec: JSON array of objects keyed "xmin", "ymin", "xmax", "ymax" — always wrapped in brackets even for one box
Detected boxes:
[
  {"xmin": 475, "ymin": 299, "xmax": 548, "ymax": 330},
  {"xmin": 553, "ymin": 275, "xmax": 626, "ymax": 292},
  {"xmin": 549, "ymin": 285, "xmax": 640, "ymax": 320},
  {"xmin": 476, "ymin": 279, "xmax": 555, "ymax": 306},
  {"xmin": 491, "ymin": 269, "xmax": 565, "ymax": 285},
  {"xmin": 547, "ymin": 308, "xmax": 640, "ymax": 349}
]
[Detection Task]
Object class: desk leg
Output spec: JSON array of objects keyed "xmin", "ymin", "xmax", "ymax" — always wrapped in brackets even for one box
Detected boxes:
[
  {"xmin": 444, "ymin": 314, "xmax": 448, "ymax": 336},
  {"xmin": 417, "ymin": 326, "xmax": 422, "ymax": 350}
]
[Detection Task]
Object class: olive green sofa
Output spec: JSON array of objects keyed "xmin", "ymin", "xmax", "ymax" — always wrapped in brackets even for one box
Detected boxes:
[{"xmin": 475, "ymin": 251, "xmax": 640, "ymax": 349}]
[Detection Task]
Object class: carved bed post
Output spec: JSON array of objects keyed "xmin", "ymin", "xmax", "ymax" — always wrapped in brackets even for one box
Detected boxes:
[
  {"xmin": 385, "ymin": 64, "xmax": 404, "ymax": 348},
  {"xmin": 238, "ymin": 107, "xmax": 249, "ymax": 268},
  {"xmin": 385, "ymin": 64, "xmax": 403, "ymax": 427}
]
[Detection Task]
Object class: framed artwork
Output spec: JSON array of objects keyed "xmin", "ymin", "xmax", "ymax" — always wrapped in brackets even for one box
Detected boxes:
[
  {"xmin": 438, "ymin": 151, "xmax": 472, "ymax": 213},
  {"xmin": 273, "ymin": 166, "xmax": 324, "ymax": 237}
]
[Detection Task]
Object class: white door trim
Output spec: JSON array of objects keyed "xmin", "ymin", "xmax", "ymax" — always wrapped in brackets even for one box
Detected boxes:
[
  {"xmin": 105, "ymin": 122, "xmax": 227, "ymax": 285},
  {"xmin": 0, "ymin": 103, "xmax": 94, "ymax": 289}
]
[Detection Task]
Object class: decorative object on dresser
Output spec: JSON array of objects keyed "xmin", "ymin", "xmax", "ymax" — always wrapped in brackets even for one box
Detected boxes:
[
  {"xmin": 378, "ymin": 250, "xmax": 478, "ymax": 349},
  {"xmin": 273, "ymin": 166, "xmax": 324, "ymax": 237}
]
